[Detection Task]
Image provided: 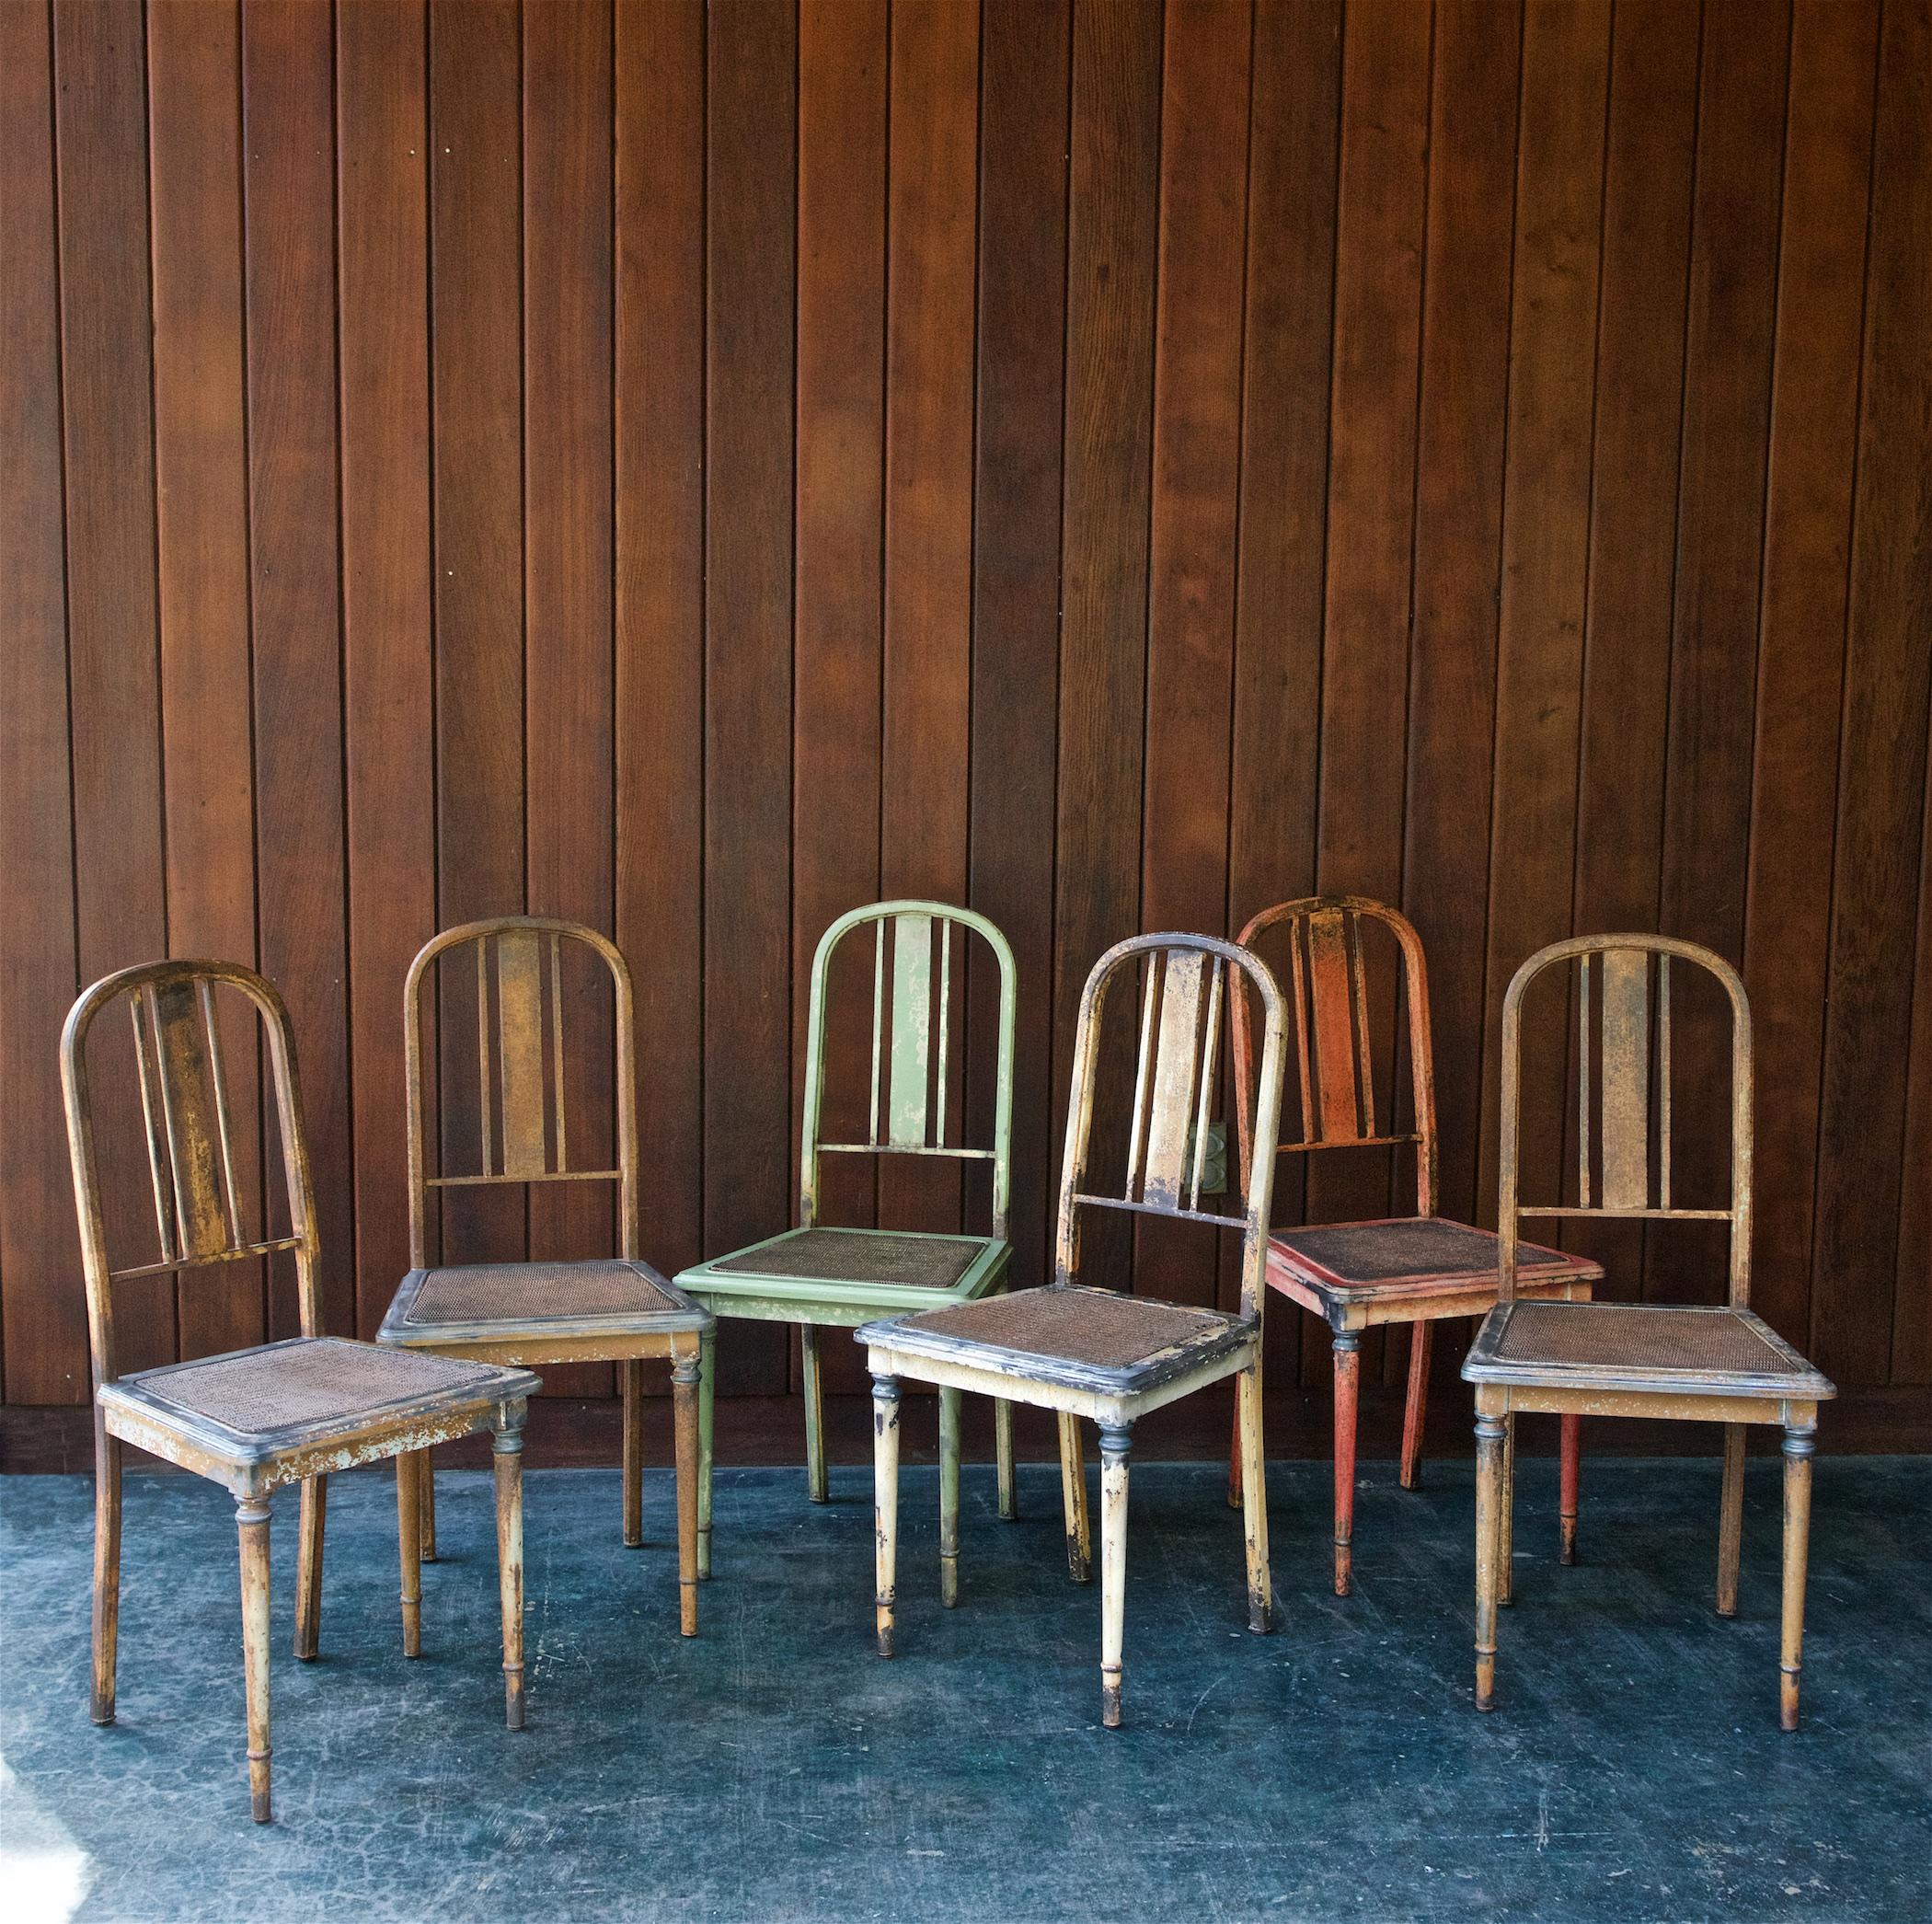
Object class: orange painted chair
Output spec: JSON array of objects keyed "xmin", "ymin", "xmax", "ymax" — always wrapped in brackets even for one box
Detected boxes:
[{"xmin": 1226, "ymin": 896, "xmax": 1601, "ymax": 1594}]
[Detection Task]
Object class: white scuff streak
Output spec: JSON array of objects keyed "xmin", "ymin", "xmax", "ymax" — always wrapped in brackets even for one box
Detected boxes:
[{"xmin": 0, "ymin": 1756, "xmax": 96, "ymax": 1924}]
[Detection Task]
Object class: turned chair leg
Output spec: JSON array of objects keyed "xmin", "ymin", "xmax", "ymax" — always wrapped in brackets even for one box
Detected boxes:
[
  {"xmin": 1236, "ymin": 1362, "xmax": 1272, "ymax": 1633},
  {"xmin": 938, "ymin": 1386, "xmax": 962, "ymax": 1607},
  {"xmin": 802, "ymin": 1323, "xmax": 829, "ymax": 1503},
  {"xmin": 872, "ymin": 1374, "xmax": 901, "ymax": 1657},
  {"xmin": 1474, "ymin": 1407, "xmax": 1506, "ymax": 1711},
  {"xmin": 995, "ymin": 1396, "xmax": 1017, "ymax": 1522},
  {"xmin": 494, "ymin": 1419, "xmax": 526, "ymax": 1730},
  {"xmin": 236, "ymin": 1495, "xmax": 273, "ymax": 1823},
  {"xmin": 1558, "ymin": 1413, "xmax": 1581, "ymax": 1566},
  {"xmin": 1098, "ymin": 1423, "xmax": 1132, "ymax": 1728},
  {"xmin": 294, "ymin": 1474, "xmax": 327, "ymax": 1661},
  {"xmin": 1226, "ymin": 1389, "xmax": 1244, "ymax": 1511},
  {"xmin": 1716, "ymin": 1422, "xmax": 1745, "ymax": 1617},
  {"xmin": 1058, "ymin": 1411, "xmax": 1091, "ymax": 1584},
  {"xmin": 1331, "ymin": 1331, "xmax": 1361, "ymax": 1596},
  {"xmin": 696, "ymin": 1326, "xmax": 715, "ymax": 1579},
  {"xmin": 1498, "ymin": 1411, "xmax": 1517, "ymax": 1606},
  {"xmin": 397, "ymin": 1450, "xmax": 423, "ymax": 1658},
  {"xmin": 1400, "ymin": 1321, "xmax": 1432, "ymax": 1490},
  {"xmin": 622, "ymin": 1358, "xmax": 645, "ymax": 1549},
  {"xmin": 1780, "ymin": 1424, "xmax": 1815, "ymax": 1732},
  {"xmin": 418, "ymin": 1447, "xmax": 436, "ymax": 1562},
  {"xmin": 92, "ymin": 1420, "xmax": 121, "ymax": 1727},
  {"xmin": 673, "ymin": 1353, "xmax": 701, "ymax": 1637}
]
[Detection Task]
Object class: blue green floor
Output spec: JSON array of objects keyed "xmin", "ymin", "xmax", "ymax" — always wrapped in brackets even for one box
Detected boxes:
[{"xmin": 2, "ymin": 1453, "xmax": 1927, "ymax": 1922}]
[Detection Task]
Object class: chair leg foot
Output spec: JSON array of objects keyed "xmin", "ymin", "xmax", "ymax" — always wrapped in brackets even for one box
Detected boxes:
[
  {"xmin": 237, "ymin": 1496, "xmax": 272, "ymax": 1823},
  {"xmin": 1399, "ymin": 1321, "xmax": 1432, "ymax": 1491},
  {"xmin": 622, "ymin": 1360, "xmax": 645, "ymax": 1549},
  {"xmin": 697, "ymin": 1326, "xmax": 715, "ymax": 1578},
  {"xmin": 397, "ymin": 1453, "xmax": 422, "ymax": 1658},
  {"xmin": 1332, "ymin": 1333, "xmax": 1360, "ymax": 1598},
  {"xmin": 1716, "ymin": 1421, "xmax": 1745, "ymax": 1616},
  {"xmin": 92, "ymin": 1423, "xmax": 121, "ymax": 1727},
  {"xmin": 1558, "ymin": 1412, "xmax": 1581, "ymax": 1567},
  {"xmin": 495, "ymin": 1423, "xmax": 527, "ymax": 1731},
  {"xmin": 418, "ymin": 1447, "xmax": 437, "ymax": 1561},
  {"xmin": 1237, "ymin": 1362, "xmax": 1272, "ymax": 1633},
  {"xmin": 673, "ymin": 1353, "xmax": 701, "ymax": 1637},
  {"xmin": 995, "ymin": 1396, "xmax": 1017, "ymax": 1522},
  {"xmin": 802, "ymin": 1324, "xmax": 828, "ymax": 1504},
  {"xmin": 1474, "ymin": 1405, "xmax": 1505, "ymax": 1714},
  {"xmin": 1058, "ymin": 1412, "xmax": 1091, "ymax": 1584},
  {"xmin": 294, "ymin": 1474, "xmax": 327, "ymax": 1660},
  {"xmin": 1098, "ymin": 1423, "xmax": 1131, "ymax": 1729},
  {"xmin": 872, "ymin": 1375, "xmax": 901, "ymax": 1658},
  {"xmin": 1779, "ymin": 1423, "xmax": 1815, "ymax": 1732},
  {"xmin": 938, "ymin": 1387, "xmax": 961, "ymax": 1608}
]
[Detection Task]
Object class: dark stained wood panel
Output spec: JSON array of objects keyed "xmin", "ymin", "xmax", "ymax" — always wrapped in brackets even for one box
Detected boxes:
[{"xmin": 1, "ymin": 0, "xmax": 1926, "ymax": 1449}]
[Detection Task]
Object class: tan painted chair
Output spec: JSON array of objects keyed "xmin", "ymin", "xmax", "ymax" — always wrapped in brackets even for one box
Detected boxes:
[
  {"xmin": 63, "ymin": 960, "xmax": 535, "ymax": 1823},
  {"xmin": 861, "ymin": 931, "xmax": 1289, "ymax": 1729},
  {"xmin": 1464, "ymin": 934, "xmax": 1834, "ymax": 1728}
]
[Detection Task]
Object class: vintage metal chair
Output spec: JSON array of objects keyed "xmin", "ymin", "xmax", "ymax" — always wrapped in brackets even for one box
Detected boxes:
[
  {"xmin": 861, "ymin": 932, "xmax": 1289, "ymax": 1729},
  {"xmin": 377, "ymin": 918, "xmax": 709, "ymax": 1635},
  {"xmin": 1464, "ymin": 935, "xmax": 1834, "ymax": 1728},
  {"xmin": 1225, "ymin": 897, "xmax": 1601, "ymax": 1593},
  {"xmin": 676, "ymin": 902, "xmax": 1020, "ymax": 1584},
  {"xmin": 63, "ymin": 961, "xmax": 537, "ymax": 1824}
]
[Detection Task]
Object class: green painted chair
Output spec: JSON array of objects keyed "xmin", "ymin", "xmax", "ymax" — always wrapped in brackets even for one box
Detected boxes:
[{"xmin": 675, "ymin": 902, "xmax": 1020, "ymax": 1583}]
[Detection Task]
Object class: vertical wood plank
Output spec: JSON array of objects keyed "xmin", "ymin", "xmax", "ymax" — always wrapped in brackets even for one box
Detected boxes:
[
  {"xmin": 1226, "ymin": 0, "xmax": 1340, "ymax": 1365},
  {"xmin": 339, "ymin": 0, "xmax": 433, "ymax": 1339},
  {"xmin": 707, "ymin": 0, "xmax": 796, "ymax": 1393},
  {"xmin": 1055, "ymin": 0, "xmax": 1161, "ymax": 1281},
  {"xmin": 880, "ymin": 0, "xmax": 978, "ymax": 1236},
  {"xmin": 56, "ymin": 0, "xmax": 174, "ymax": 1374},
  {"xmin": 431, "ymin": 0, "xmax": 524, "ymax": 1268},
  {"xmin": 150, "ymin": 0, "xmax": 265, "ymax": 1359},
  {"xmin": 1649, "ymin": 0, "xmax": 1791, "ymax": 1303},
  {"xmin": 523, "ymin": 0, "xmax": 615, "ymax": 1397},
  {"xmin": 1, "ymin": 0, "xmax": 82, "ymax": 1401},
  {"xmin": 244, "ymin": 0, "xmax": 351, "ymax": 1340},
  {"xmin": 1744, "ymin": 0, "xmax": 1879, "ymax": 1350},
  {"xmin": 1811, "ymin": 0, "xmax": 1932, "ymax": 1385},
  {"xmin": 793, "ymin": 0, "xmax": 886, "ymax": 1321},
  {"xmin": 615, "ymin": 0, "xmax": 706, "ymax": 1294},
  {"xmin": 1564, "ymin": 0, "xmax": 1699, "ymax": 1296},
  {"xmin": 970, "ymin": 0, "xmax": 1071, "ymax": 1296},
  {"xmin": 1477, "ymin": 0, "xmax": 1611, "ymax": 1238},
  {"xmin": 1893, "ymin": 757, "xmax": 1932, "ymax": 1384},
  {"xmin": 1139, "ymin": 0, "xmax": 1249, "ymax": 1306}
]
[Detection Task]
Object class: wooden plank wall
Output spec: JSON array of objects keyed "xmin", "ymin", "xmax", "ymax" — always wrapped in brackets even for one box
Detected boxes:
[{"xmin": 1, "ymin": 0, "xmax": 1927, "ymax": 1444}]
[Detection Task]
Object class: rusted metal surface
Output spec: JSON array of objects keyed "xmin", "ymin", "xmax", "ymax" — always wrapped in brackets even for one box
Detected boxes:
[{"xmin": 1464, "ymin": 933, "xmax": 1836, "ymax": 1728}]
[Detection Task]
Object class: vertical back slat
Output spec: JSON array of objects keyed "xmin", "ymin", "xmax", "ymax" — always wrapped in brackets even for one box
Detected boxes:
[
  {"xmin": 1305, "ymin": 909, "xmax": 1363, "ymax": 1141},
  {"xmin": 1125, "ymin": 952, "xmax": 1162, "ymax": 1196},
  {"xmin": 547, "ymin": 930, "xmax": 568, "ymax": 1171},
  {"xmin": 1287, "ymin": 919, "xmax": 1314, "ymax": 1140},
  {"xmin": 1657, "ymin": 953, "xmax": 1672, "ymax": 1210},
  {"xmin": 1346, "ymin": 911, "xmax": 1375, "ymax": 1137},
  {"xmin": 935, "ymin": 918, "xmax": 951, "ymax": 1148},
  {"xmin": 887, "ymin": 912, "xmax": 934, "ymax": 1146},
  {"xmin": 496, "ymin": 928, "xmax": 549, "ymax": 1178},
  {"xmin": 1599, "ymin": 947, "xmax": 1650, "ymax": 1209},
  {"xmin": 131, "ymin": 992, "xmax": 179, "ymax": 1264},
  {"xmin": 1189, "ymin": 956, "xmax": 1223, "ymax": 1211},
  {"xmin": 198, "ymin": 979, "xmax": 245, "ymax": 1246},
  {"xmin": 1142, "ymin": 950, "xmax": 1208, "ymax": 1208},
  {"xmin": 477, "ymin": 941, "xmax": 495, "ymax": 1177},
  {"xmin": 869, "ymin": 918, "xmax": 885, "ymax": 1146},
  {"xmin": 1577, "ymin": 952, "xmax": 1592, "ymax": 1208},
  {"xmin": 150, "ymin": 978, "xmax": 230, "ymax": 1262}
]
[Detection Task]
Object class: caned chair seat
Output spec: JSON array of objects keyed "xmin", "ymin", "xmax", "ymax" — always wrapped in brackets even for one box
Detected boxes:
[
  {"xmin": 868, "ymin": 1285, "xmax": 1254, "ymax": 1397},
  {"xmin": 1465, "ymin": 1299, "xmax": 1833, "ymax": 1400},
  {"xmin": 681, "ymin": 1226, "xmax": 1008, "ymax": 1309},
  {"xmin": 99, "ymin": 1337, "xmax": 535, "ymax": 1493},
  {"xmin": 1270, "ymin": 1216, "xmax": 1601, "ymax": 1319},
  {"xmin": 380, "ymin": 1259, "xmax": 709, "ymax": 1349}
]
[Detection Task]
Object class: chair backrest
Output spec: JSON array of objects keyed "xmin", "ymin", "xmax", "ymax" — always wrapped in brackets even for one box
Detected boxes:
[
  {"xmin": 1229, "ymin": 895, "xmax": 1437, "ymax": 1216},
  {"xmin": 1054, "ymin": 933, "xmax": 1288, "ymax": 1319},
  {"xmin": 1498, "ymin": 933, "xmax": 1752, "ymax": 1305},
  {"xmin": 799, "ymin": 901, "xmax": 1018, "ymax": 1239},
  {"xmin": 62, "ymin": 960, "xmax": 320, "ymax": 1388},
  {"xmin": 405, "ymin": 917, "xmax": 638, "ymax": 1269}
]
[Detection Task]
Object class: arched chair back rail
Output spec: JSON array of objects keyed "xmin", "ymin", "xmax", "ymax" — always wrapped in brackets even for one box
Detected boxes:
[
  {"xmin": 1225, "ymin": 897, "xmax": 1601, "ymax": 1594},
  {"xmin": 62, "ymin": 959, "xmax": 536, "ymax": 1824},
  {"xmin": 859, "ymin": 933, "xmax": 1290, "ymax": 1730},
  {"xmin": 674, "ymin": 902, "xmax": 1021, "ymax": 1574},
  {"xmin": 1462, "ymin": 935, "xmax": 1834, "ymax": 1730},
  {"xmin": 381, "ymin": 917, "xmax": 709, "ymax": 1632}
]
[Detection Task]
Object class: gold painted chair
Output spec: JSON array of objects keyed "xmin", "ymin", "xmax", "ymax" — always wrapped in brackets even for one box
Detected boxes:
[
  {"xmin": 63, "ymin": 961, "xmax": 537, "ymax": 1824},
  {"xmin": 1225, "ymin": 896, "xmax": 1601, "ymax": 1593},
  {"xmin": 377, "ymin": 918, "xmax": 709, "ymax": 1636},
  {"xmin": 676, "ymin": 902, "xmax": 1022, "ymax": 1586},
  {"xmin": 861, "ymin": 932, "xmax": 1289, "ymax": 1728},
  {"xmin": 1464, "ymin": 934, "xmax": 1834, "ymax": 1729}
]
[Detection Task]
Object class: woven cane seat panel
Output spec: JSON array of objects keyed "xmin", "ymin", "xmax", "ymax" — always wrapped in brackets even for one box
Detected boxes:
[
  {"xmin": 713, "ymin": 1228, "xmax": 983, "ymax": 1289},
  {"xmin": 900, "ymin": 1286, "xmax": 1238, "ymax": 1373},
  {"xmin": 405, "ymin": 1260, "xmax": 684, "ymax": 1326},
  {"xmin": 1277, "ymin": 1217, "xmax": 1572, "ymax": 1285},
  {"xmin": 127, "ymin": 1339, "xmax": 501, "ymax": 1436},
  {"xmin": 1496, "ymin": 1301, "xmax": 1801, "ymax": 1377}
]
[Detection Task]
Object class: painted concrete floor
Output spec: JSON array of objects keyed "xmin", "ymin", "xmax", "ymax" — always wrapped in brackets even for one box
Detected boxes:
[{"xmin": 2, "ymin": 1453, "xmax": 1927, "ymax": 1923}]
